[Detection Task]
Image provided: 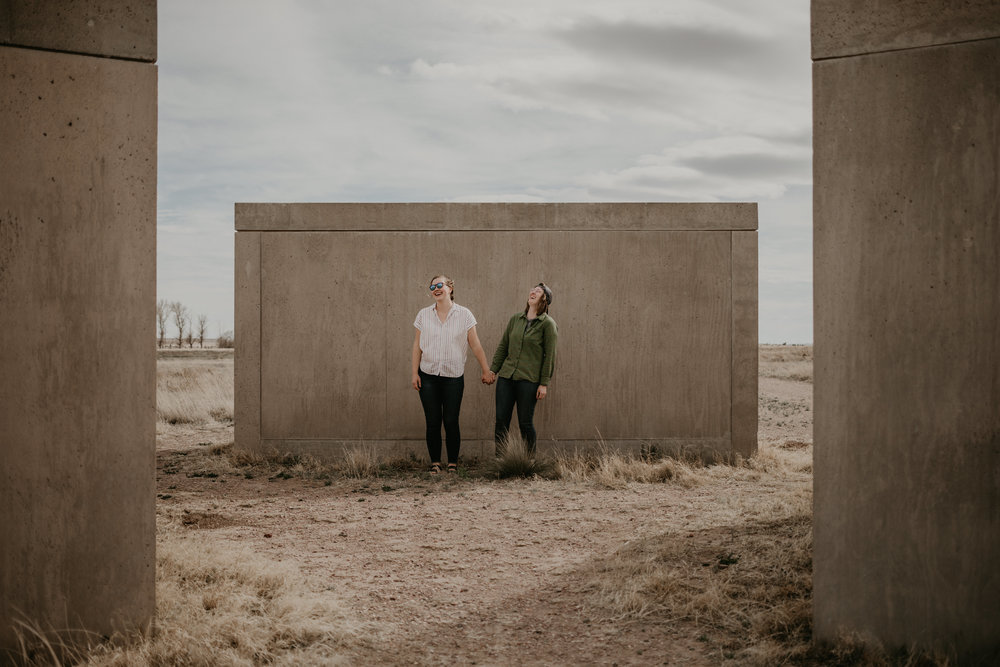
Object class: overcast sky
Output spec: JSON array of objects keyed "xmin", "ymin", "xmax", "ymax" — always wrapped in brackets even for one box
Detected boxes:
[{"xmin": 158, "ymin": 1, "xmax": 812, "ymax": 343}]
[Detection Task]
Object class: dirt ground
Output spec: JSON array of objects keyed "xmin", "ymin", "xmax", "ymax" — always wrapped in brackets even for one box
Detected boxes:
[{"xmin": 156, "ymin": 345, "xmax": 813, "ymax": 666}]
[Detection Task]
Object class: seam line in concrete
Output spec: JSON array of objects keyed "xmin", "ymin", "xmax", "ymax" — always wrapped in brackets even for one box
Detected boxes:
[
  {"xmin": 812, "ymin": 34, "xmax": 1000, "ymax": 62},
  {"xmin": 0, "ymin": 41, "xmax": 156, "ymax": 64}
]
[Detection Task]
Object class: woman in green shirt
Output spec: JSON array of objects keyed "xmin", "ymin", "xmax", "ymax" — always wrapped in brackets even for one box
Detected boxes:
[{"xmin": 488, "ymin": 283, "xmax": 558, "ymax": 455}]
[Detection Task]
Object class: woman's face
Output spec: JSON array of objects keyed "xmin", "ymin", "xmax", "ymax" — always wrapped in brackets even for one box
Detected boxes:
[
  {"xmin": 527, "ymin": 285, "xmax": 545, "ymax": 307},
  {"xmin": 430, "ymin": 276, "xmax": 452, "ymax": 302}
]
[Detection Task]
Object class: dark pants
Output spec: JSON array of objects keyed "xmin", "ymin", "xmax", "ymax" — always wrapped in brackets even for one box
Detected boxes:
[
  {"xmin": 417, "ymin": 370, "xmax": 464, "ymax": 464},
  {"xmin": 494, "ymin": 376, "xmax": 539, "ymax": 455}
]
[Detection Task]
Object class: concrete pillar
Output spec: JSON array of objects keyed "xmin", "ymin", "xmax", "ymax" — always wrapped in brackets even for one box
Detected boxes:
[
  {"xmin": 812, "ymin": 1, "xmax": 999, "ymax": 660},
  {"xmin": 0, "ymin": 1, "xmax": 157, "ymax": 653}
]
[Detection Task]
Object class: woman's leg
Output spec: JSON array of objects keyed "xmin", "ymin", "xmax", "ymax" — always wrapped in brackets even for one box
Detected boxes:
[
  {"xmin": 493, "ymin": 376, "xmax": 516, "ymax": 455},
  {"xmin": 417, "ymin": 371, "xmax": 443, "ymax": 464},
  {"xmin": 513, "ymin": 380, "xmax": 540, "ymax": 454},
  {"xmin": 441, "ymin": 375, "xmax": 465, "ymax": 464}
]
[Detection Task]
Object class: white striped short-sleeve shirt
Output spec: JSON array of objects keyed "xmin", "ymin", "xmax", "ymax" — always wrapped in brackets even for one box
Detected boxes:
[{"xmin": 414, "ymin": 303, "xmax": 477, "ymax": 378}]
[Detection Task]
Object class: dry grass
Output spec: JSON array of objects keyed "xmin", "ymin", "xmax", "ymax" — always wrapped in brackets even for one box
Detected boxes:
[
  {"xmin": 484, "ymin": 431, "xmax": 557, "ymax": 479},
  {"xmin": 11, "ymin": 529, "xmax": 365, "ymax": 666},
  {"xmin": 554, "ymin": 444, "xmax": 708, "ymax": 488},
  {"xmin": 585, "ymin": 485, "xmax": 813, "ymax": 663},
  {"xmin": 157, "ymin": 359, "xmax": 233, "ymax": 425},
  {"xmin": 213, "ymin": 442, "xmax": 415, "ymax": 483},
  {"xmin": 760, "ymin": 344, "xmax": 814, "ymax": 383}
]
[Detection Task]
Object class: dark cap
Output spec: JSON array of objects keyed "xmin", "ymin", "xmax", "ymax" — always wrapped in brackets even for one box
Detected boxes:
[{"xmin": 537, "ymin": 283, "xmax": 553, "ymax": 306}]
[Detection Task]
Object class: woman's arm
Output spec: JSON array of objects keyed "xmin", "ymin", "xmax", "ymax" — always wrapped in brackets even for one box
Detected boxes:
[
  {"xmin": 490, "ymin": 316, "xmax": 513, "ymax": 373},
  {"xmin": 467, "ymin": 325, "xmax": 494, "ymax": 384},
  {"xmin": 538, "ymin": 319, "xmax": 558, "ymax": 391},
  {"xmin": 411, "ymin": 329, "xmax": 422, "ymax": 390}
]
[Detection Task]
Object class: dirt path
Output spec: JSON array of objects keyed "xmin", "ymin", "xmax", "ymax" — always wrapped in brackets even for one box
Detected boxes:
[{"xmin": 156, "ymin": 347, "xmax": 813, "ymax": 665}]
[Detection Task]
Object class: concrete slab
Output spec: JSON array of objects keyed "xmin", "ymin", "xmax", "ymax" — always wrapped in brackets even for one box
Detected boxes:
[
  {"xmin": 0, "ymin": 0, "xmax": 156, "ymax": 61},
  {"xmin": 812, "ymin": 0, "xmax": 1000, "ymax": 60},
  {"xmin": 0, "ymin": 44, "xmax": 156, "ymax": 649},
  {"xmin": 813, "ymin": 36, "xmax": 1000, "ymax": 658},
  {"xmin": 236, "ymin": 204, "xmax": 757, "ymax": 461}
]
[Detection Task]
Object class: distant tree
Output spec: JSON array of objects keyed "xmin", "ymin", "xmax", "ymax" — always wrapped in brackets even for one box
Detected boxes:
[
  {"xmin": 170, "ymin": 301, "xmax": 188, "ymax": 349},
  {"xmin": 217, "ymin": 330, "xmax": 235, "ymax": 349},
  {"xmin": 185, "ymin": 329, "xmax": 194, "ymax": 349},
  {"xmin": 155, "ymin": 299, "xmax": 169, "ymax": 348},
  {"xmin": 196, "ymin": 314, "xmax": 209, "ymax": 348}
]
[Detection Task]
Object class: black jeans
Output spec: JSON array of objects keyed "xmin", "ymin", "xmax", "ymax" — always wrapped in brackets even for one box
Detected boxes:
[
  {"xmin": 494, "ymin": 376, "xmax": 539, "ymax": 455},
  {"xmin": 417, "ymin": 370, "xmax": 464, "ymax": 464}
]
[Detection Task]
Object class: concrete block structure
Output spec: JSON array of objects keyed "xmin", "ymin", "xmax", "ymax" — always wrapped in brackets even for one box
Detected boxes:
[
  {"xmin": 0, "ymin": 0, "xmax": 157, "ymax": 654},
  {"xmin": 235, "ymin": 203, "xmax": 757, "ymax": 461},
  {"xmin": 812, "ymin": 1, "xmax": 999, "ymax": 660}
]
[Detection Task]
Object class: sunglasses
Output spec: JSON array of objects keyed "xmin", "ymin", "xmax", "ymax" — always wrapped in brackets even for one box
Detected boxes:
[{"xmin": 429, "ymin": 282, "xmax": 446, "ymax": 291}]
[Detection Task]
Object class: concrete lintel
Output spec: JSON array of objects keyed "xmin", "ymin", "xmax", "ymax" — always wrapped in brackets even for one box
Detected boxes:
[
  {"xmin": 811, "ymin": 0, "xmax": 1000, "ymax": 61},
  {"xmin": 234, "ymin": 202, "xmax": 758, "ymax": 232},
  {"xmin": 0, "ymin": 0, "xmax": 156, "ymax": 62}
]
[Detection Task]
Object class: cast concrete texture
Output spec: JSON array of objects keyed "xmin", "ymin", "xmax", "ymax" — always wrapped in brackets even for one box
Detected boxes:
[
  {"xmin": 235, "ymin": 203, "xmax": 757, "ymax": 461},
  {"xmin": 813, "ymin": 2, "xmax": 999, "ymax": 660},
  {"xmin": 0, "ymin": 1, "xmax": 156, "ymax": 654},
  {"xmin": 812, "ymin": 0, "xmax": 1000, "ymax": 59},
  {"xmin": 0, "ymin": 0, "xmax": 156, "ymax": 61}
]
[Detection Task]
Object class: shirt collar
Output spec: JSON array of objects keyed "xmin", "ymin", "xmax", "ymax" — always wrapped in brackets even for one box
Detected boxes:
[{"xmin": 435, "ymin": 303, "xmax": 458, "ymax": 320}]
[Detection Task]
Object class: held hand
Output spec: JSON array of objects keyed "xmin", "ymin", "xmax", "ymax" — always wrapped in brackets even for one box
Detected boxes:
[
  {"xmin": 536, "ymin": 385, "xmax": 547, "ymax": 400},
  {"xmin": 481, "ymin": 370, "xmax": 493, "ymax": 385},
  {"xmin": 412, "ymin": 374, "xmax": 421, "ymax": 390},
  {"xmin": 490, "ymin": 371, "xmax": 498, "ymax": 385}
]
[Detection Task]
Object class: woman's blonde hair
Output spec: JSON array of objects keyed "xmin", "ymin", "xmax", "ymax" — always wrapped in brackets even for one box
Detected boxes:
[{"xmin": 430, "ymin": 274, "xmax": 455, "ymax": 301}]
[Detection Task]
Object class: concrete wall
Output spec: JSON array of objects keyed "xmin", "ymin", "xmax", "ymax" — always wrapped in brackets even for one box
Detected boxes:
[
  {"xmin": 235, "ymin": 203, "xmax": 757, "ymax": 461},
  {"xmin": 0, "ymin": 0, "xmax": 156, "ymax": 654},
  {"xmin": 812, "ymin": 1, "xmax": 999, "ymax": 660}
]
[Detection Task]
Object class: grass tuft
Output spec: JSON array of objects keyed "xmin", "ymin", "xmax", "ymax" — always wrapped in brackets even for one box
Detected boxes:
[
  {"xmin": 340, "ymin": 444, "xmax": 380, "ymax": 479},
  {"xmin": 554, "ymin": 443, "xmax": 707, "ymax": 488},
  {"xmin": 485, "ymin": 431, "xmax": 556, "ymax": 479}
]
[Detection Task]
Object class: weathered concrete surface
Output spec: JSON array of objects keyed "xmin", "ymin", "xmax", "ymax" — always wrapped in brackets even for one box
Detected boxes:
[
  {"xmin": 234, "ymin": 231, "xmax": 262, "ymax": 456},
  {"xmin": 812, "ymin": 0, "xmax": 1000, "ymax": 59},
  {"xmin": 236, "ymin": 204, "xmax": 757, "ymax": 461},
  {"xmin": 0, "ymin": 0, "xmax": 156, "ymax": 61},
  {"xmin": 235, "ymin": 202, "xmax": 758, "ymax": 232},
  {"xmin": 813, "ymin": 5, "xmax": 1000, "ymax": 660},
  {"xmin": 0, "ymin": 6, "xmax": 156, "ymax": 653}
]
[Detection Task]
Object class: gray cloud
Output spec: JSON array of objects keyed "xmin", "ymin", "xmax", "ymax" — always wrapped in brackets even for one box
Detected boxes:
[
  {"xmin": 554, "ymin": 20, "xmax": 785, "ymax": 74},
  {"xmin": 680, "ymin": 153, "xmax": 812, "ymax": 179}
]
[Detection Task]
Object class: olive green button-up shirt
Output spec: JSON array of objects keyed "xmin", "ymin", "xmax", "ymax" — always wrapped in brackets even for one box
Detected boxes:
[{"xmin": 490, "ymin": 312, "xmax": 558, "ymax": 385}]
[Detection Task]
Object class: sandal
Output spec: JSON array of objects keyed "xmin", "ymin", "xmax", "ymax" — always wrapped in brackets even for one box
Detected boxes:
[
  {"xmin": 447, "ymin": 463, "xmax": 458, "ymax": 474},
  {"xmin": 430, "ymin": 462, "xmax": 442, "ymax": 475}
]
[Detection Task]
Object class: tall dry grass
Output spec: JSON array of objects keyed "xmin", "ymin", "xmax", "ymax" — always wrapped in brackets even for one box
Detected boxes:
[
  {"xmin": 12, "ymin": 529, "xmax": 365, "ymax": 666},
  {"xmin": 157, "ymin": 360, "xmax": 233, "ymax": 424},
  {"xmin": 484, "ymin": 431, "xmax": 557, "ymax": 479}
]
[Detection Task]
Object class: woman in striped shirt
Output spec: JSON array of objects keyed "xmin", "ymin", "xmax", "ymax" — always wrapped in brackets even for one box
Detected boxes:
[{"xmin": 411, "ymin": 274, "xmax": 494, "ymax": 474}]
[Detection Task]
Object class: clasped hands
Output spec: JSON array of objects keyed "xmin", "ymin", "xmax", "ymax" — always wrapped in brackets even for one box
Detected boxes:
[{"xmin": 481, "ymin": 370, "xmax": 497, "ymax": 385}]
